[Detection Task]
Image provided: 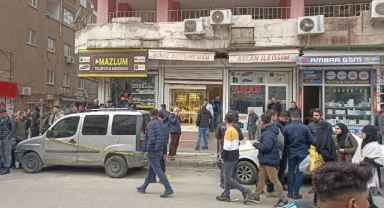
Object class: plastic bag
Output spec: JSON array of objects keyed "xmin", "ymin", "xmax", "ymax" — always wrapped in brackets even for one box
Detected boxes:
[
  {"xmin": 309, "ymin": 145, "xmax": 324, "ymax": 172},
  {"xmin": 299, "ymin": 156, "xmax": 310, "ymax": 172}
]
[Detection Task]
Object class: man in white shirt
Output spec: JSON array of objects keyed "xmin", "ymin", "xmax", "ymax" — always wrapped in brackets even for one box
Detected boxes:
[{"xmin": 202, "ymin": 98, "xmax": 213, "ymax": 137}]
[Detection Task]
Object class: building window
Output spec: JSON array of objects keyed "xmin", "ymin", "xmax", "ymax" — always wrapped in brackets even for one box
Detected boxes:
[
  {"xmin": 80, "ymin": 0, "xmax": 87, "ymax": 8},
  {"xmin": 87, "ymin": 81, "xmax": 98, "ymax": 93},
  {"xmin": 26, "ymin": 29, "xmax": 37, "ymax": 45},
  {"xmin": 46, "ymin": 0, "xmax": 60, "ymax": 19},
  {"xmin": 62, "ymin": 8, "xmax": 74, "ymax": 25},
  {"xmin": 46, "ymin": 71, "xmax": 55, "ymax": 84},
  {"xmin": 28, "ymin": 0, "xmax": 37, "ymax": 8},
  {"xmin": 63, "ymin": 74, "xmax": 70, "ymax": 87},
  {"xmin": 48, "ymin": 38, "xmax": 55, "ymax": 52},
  {"xmin": 64, "ymin": 44, "xmax": 71, "ymax": 57},
  {"xmin": 77, "ymin": 78, "xmax": 84, "ymax": 90}
]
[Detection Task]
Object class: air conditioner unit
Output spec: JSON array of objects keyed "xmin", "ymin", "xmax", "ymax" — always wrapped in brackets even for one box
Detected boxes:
[
  {"xmin": 210, "ymin": 9, "xmax": 232, "ymax": 25},
  {"xmin": 297, "ymin": 15, "xmax": 325, "ymax": 35},
  {"xmin": 371, "ymin": 1, "xmax": 384, "ymax": 19},
  {"xmin": 19, "ymin": 87, "xmax": 31, "ymax": 96},
  {"xmin": 58, "ymin": 87, "xmax": 66, "ymax": 95},
  {"xmin": 183, "ymin": 19, "xmax": 205, "ymax": 35},
  {"xmin": 66, "ymin": 56, "xmax": 75, "ymax": 64}
]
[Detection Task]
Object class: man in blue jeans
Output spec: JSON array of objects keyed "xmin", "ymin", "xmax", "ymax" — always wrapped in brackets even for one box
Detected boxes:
[
  {"xmin": 283, "ymin": 112, "xmax": 314, "ymax": 200},
  {"xmin": 195, "ymin": 104, "xmax": 212, "ymax": 151},
  {"xmin": 211, "ymin": 95, "xmax": 221, "ymax": 131},
  {"xmin": 137, "ymin": 109, "xmax": 174, "ymax": 198}
]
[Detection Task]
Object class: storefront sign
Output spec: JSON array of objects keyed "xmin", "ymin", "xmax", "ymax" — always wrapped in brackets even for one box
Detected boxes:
[
  {"xmin": 229, "ymin": 54, "xmax": 296, "ymax": 63},
  {"xmin": 297, "ymin": 56, "xmax": 380, "ymax": 65},
  {"xmin": 232, "ymin": 85, "xmax": 264, "ymax": 94},
  {"xmin": 302, "ymin": 70, "xmax": 323, "ymax": 84},
  {"xmin": 324, "ymin": 70, "xmax": 371, "ymax": 84},
  {"xmin": 267, "ymin": 72, "xmax": 289, "ymax": 84},
  {"xmin": 230, "ymin": 72, "xmax": 266, "ymax": 84},
  {"xmin": 148, "ymin": 50, "xmax": 214, "ymax": 61},
  {"xmin": 0, "ymin": 98, "xmax": 14, "ymax": 116},
  {"xmin": 77, "ymin": 49, "xmax": 148, "ymax": 77}
]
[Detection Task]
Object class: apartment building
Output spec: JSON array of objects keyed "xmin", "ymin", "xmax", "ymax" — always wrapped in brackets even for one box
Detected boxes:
[{"xmin": 0, "ymin": 0, "xmax": 98, "ymax": 115}]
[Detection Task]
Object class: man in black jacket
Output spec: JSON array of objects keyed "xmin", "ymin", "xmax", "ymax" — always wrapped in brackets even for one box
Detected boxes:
[
  {"xmin": 267, "ymin": 97, "xmax": 282, "ymax": 115},
  {"xmin": 30, "ymin": 104, "xmax": 40, "ymax": 138},
  {"xmin": 195, "ymin": 104, "xmax": 212, "ymax": 151}
]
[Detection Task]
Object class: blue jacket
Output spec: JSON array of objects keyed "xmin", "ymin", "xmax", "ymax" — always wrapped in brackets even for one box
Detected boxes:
[
  {"xmin": 248, "ymin": 113, "xmax": 259, "ymax": 133},
  {"xmin": 159, "ymin": 108, "xmax": 170, "ymax": 126},
  {"xmin": 284, "ymin": 120, "xmax": 315, "ymax": 156},
  {"xmin": 211, "ymin": 99, "xmax": 221, "ymax": 114},
  {"xmin": 254, "ymin": 123, "xmax": 280, "ymax": 168},
  {"xmin": 143, "ymin": 118, "xmax": 167, "ymax": 154},
  {"xmin": 168, "ymin": 113, "xmax": 181, "ymax": 134},
  {"xmin": 0, "ymin": 116, "xmax": 16, "ymax": 140}
]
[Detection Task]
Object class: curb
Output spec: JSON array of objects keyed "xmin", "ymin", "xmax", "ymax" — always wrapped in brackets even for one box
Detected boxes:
[{"xmin": 166, "ymin": 159, "xmax": 218, "ymax": 168}]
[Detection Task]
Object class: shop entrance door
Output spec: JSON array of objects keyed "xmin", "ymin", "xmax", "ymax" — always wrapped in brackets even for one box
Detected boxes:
[
  {"xmin": 207, "ymin": 85, "xmax": 223, "ymax": 120},
  {"xmin": 303, "ymin": 86, "xmax": 322, "ymax": 125}
]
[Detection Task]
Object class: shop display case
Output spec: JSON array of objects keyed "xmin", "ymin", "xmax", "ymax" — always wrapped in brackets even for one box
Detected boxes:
[
  {"xmin": 170, "ymin": 89, "xmax": 205, "ymax": 124},
  {"xmin": 130, "ymin": 76, "xmax": 156, "ymax": 109},
  {"xmin": 324, "ymin": 86, "xmax": 371, "ymax": 125}
]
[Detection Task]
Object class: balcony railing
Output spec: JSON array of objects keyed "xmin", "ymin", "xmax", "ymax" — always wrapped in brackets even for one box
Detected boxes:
[{"xmin": 86, "ymin": 3, "xmax": 370, "ymax": 25}]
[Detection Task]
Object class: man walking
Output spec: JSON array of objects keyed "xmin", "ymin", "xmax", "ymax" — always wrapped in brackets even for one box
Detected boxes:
[
  {"xmin": 284, "ymin": 112, "xmax": 315, "ymax": 200},
  {"xmin": 30, "ymin": 104, "xmax": 40, "ymax": 138},
  {"xmin": 215, "ymin": 112, "xmax": 244, "ymax": 189},
  {"xmin": 151, "ymin": 111, "xmax": 169, "ymax": 184},
  {"xmin": 247, "ymin": 108, "xmax": 258, "ymax": 140},
  {"xmin": 195, "ymin": 104, "xmax": 212, "ymax": 151},
  {"xmin": 216, "ymin": 114, "xmax": 252, "ymax": 204},
  {"xmin": 0, "ymin": 109, "xmax": 16, "ymax": 175},
  {"xmin": 267, "ymin": 96, "xmax": 282, "ymax": 115},
  {"xmin": 211, "ymin": 95, "xmax": 221, "ymax": 131},
  {"xmin": 11, "ymin": 111, "xmax": 27, "ymax": 169},
  {"xmin": 168, "ymin": 107, "xmax": 181, "ymax": 160},
  {"xmin": 137, "ymin": 109, "xmax": 173, "ymax": 198}
]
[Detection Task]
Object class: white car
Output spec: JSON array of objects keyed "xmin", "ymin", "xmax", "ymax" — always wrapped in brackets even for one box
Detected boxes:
[{"xmin": 218, "ymin": 133, "xmax": 384, "ymax": 185}]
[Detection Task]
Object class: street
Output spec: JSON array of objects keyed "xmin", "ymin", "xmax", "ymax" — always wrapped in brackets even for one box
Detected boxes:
[{"xmin": 0, "ymin": 166, "xmax": 319, "ymax": 208}]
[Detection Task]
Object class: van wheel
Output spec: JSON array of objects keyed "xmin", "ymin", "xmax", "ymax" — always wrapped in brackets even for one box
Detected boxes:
[
  {"xmin": 236, "ymin": 161, "xmax": 258, "ymax": 185},
  {"xmin": 22, "ymin": 152, "xmax": 43, "ymax": 173},
  {"xmin": 105, "ymin": 156, "xmax": 128, "ymax": 178}
]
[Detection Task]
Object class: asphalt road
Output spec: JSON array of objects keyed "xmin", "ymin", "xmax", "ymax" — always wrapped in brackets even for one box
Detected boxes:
[{"xmin": 0, "ymin": 166, "xmax": 383, "ymax": 208}]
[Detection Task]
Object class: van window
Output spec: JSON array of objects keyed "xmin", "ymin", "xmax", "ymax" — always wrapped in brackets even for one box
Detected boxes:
[
  {"xmin": 142, "ymin": 114, "xmax": 150, "ymax": 133},
  {"xmin": 112, "ymin": 115, "xmax": 137, "ymax": 135},
  {"xmin": 51, "ymin": 116, "xmax": 80, "ymax": 138},
  {"xmin": 82, "ymin": 115, "xmax": 109, "ymax": 135}
]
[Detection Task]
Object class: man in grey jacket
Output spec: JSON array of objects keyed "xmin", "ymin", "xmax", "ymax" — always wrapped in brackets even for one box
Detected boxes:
[{"xmin": 0, "ymin": 109, "xmax": 16, "ymax": 175}]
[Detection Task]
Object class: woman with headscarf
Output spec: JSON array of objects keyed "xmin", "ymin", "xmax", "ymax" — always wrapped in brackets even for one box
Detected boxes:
[
  {"xmin": 333, "ymin": 123, "xmax": 358, "ymax": 163},
  {"xmin": 352, "ymin": 125, "xmax": 384, "ymax": 208},
  {"xmin": 313, "ymin": 121, "xmax": 338, "ymax": 205}
]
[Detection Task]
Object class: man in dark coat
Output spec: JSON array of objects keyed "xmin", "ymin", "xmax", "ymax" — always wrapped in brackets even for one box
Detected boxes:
[
  {"xmin": 0, "ymin": 109, "xmax": 16, "ymax": 175},
  {"xmin": 151, "ymin": 111, "xmax": 169, "ymax": 184},
  {"xmin": 30, "ymin": 104, "xmax": 40, "ymax": 138},
  {"xmin": 195, "ymin": 104, "xmax": 212, "ymax": 151},
  {"xmin": 247, "ymin": 108, "xmax": 258, "ymax": 140},
  {"xmin": 267, "ymin": 97, "xmax": 282, "ymax": 115},
  {"xmin": 159, "ymin": 104, "xmax": 170, "ymax": 127}
]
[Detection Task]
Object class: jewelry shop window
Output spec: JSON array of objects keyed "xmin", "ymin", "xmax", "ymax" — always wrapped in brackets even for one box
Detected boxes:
[{"xmin": 169, "ymin": 89, "xmax": 206, "ymax": 125}]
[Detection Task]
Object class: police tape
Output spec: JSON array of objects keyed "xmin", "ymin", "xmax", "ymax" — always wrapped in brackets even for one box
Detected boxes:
[{"xmin": 47, "ymin": 137, "xmax": 257, "ymax": 159}]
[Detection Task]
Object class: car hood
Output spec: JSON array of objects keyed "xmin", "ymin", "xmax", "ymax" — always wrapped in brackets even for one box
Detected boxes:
[{"xmin": 239, "ymin": 140, "xmax": 257, "ymax": 152}]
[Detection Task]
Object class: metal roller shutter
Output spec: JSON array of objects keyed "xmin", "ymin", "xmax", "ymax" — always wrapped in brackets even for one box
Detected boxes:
[{"xmin": 164, "ymin": 68, "xmax": 223, "ymax": 84}]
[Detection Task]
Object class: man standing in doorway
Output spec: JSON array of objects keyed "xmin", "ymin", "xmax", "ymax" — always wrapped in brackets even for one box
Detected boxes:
[
  {"xmin": 30, "ymin": 104, "xmax": 40, "ymax": 138},
  {"xmin": 211, "ymin": 95, "xmax": 221, "ymax": 131},
  {"xmin": 0, "ymin": 109, "xmax": 16, "ymax": 175},
  {"xmin": 267, "ymin": 96, "xmax": 282, "ymax": 115},
  {"xmin": 247, "ymin": 108, "xmax": 258, "ymax": 140},
  {"xmin": 168, "ymin": 107, "xmax": 181, "ymax": 160},
  {"xmin": 195, "ymin": 104, "xmax": 212, "ymax": 151}
]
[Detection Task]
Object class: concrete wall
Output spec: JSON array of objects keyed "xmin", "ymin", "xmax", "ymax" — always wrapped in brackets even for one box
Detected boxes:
[{"xmin": 76, "ymin": 11, "xmax": 384, "ymax": 51}]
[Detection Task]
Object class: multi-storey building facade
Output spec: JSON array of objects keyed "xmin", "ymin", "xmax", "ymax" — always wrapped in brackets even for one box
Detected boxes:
[
  {"xmin": 0, "ymin": 0, "xmax": 98, "ymax": 114},
  {"xmin": 76, "ymin": 0, "xmax": 384, "ymax": 134}
]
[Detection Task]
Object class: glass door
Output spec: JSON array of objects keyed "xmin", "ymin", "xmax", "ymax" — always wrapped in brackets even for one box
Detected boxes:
[{"xmin": 267, "ymin": 85, "xmax": 288, "ymax": 110}]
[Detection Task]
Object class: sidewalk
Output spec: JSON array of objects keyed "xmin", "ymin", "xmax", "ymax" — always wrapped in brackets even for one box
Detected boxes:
[{"xmin": 166, "ymin": 147, "xmax": 219, "ymax": 168}]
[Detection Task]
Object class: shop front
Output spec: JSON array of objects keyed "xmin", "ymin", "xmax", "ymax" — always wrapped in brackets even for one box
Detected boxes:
[
  {"xmin": 297, "ymin": 55, "xmax": 381, "ymax": 133},
  {"xmin": 227, "ymin": 49, "xmax": 298, "ymax": 131},
  {"xmin": 0, "ymin": 80, "xmax": 17, "ymax": 116},
  {"xmin": 77, "ymin": 49, "xmax": 155, "ymax": 110}
]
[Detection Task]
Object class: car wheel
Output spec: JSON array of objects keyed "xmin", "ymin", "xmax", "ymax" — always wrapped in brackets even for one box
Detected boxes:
[
  {"xmin": 22, "ymin": 152, "xmax": 43, "ymax": 173},
  {"xmin": 236, "ymin": 161, "xmax": 258, "ymax": 185},
  {"xmin": 105, "ymin": 155, "xmax": 128, "ymax": 178}
]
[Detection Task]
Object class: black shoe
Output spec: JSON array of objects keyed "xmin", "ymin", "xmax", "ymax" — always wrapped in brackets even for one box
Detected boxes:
[
  {"xmin": 283, "ymin": 185, "xmax": 288, "ymax": 191},
  {"xmin": 160, "ymin": 189, "xmax": 174, "ymax": 198},
  {"xmin": 308, "ymin": 187, "xmax": 315, "ymax": 194},
  {"xmin": 242, "ymin": 189, "xmax": 252, "ymax": 204},
  {"xmin": 292, "ymin": 194, "xmax": 303, "ymax": 200},
  {"xmin": 273, "ymin": 199, "xmax": 289, "ymax": 207},
  {"xmin": 136, "ymin": 187, "xmax": 145, "ymax": 194},
  {"xmin": 249, "ymin": 194, "xmax": 260, "ymax": 204},
  {"xmin": 202, "ymin": 147, "xmax": 208, "ymax": 150},
  {"xmin": 287, "ymin": 193, "xmax": 293, "ymax": 199},
  {"xmin": 195, "ymin": 147, "xmax": 200, "ymax": 151},
  {"xmin": 220, "ymin": 184, "xmax": 224, "ymax": 189},
  {"xmin": 0, "ymin": 167, "xmax": 4, "ymax": 172},
  {"xmin": 216, "ymin": 195, "xmax": 231, "ymax": 202},
  {"xmin": 0, "ymin": 168, "xmax": 10, "ymax": 175}
]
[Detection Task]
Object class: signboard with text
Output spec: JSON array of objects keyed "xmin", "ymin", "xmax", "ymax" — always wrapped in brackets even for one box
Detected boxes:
[
  {"xmin": 77, "ymin": 49, "xmax": 148, "ymax": 77},
  {"xmin": 148, "ymin": 50, "xmax": 214, "ymax": 61},
  {"xmin": 302, "ymin": 70, "xmax": 323, "ymax": 85},
  {"xmin": 229, "ymin": 54, "xmax": 296, "ymax": 63},
  {"xmin": 297, "ymin": 56, "xmax": 380, "ymax": 65},
  {"xmin": 324, "ymin": 70, "xmax": 371, "ymax": 84},
  {"xmin": 230, "ymin": 72, "xmax": 266, "ymax": 84}
]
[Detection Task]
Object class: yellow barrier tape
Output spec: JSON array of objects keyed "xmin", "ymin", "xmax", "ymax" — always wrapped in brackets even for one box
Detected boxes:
[{"xmin": 47, "ymin": 137, "xmax": 256, "ymax": 159}]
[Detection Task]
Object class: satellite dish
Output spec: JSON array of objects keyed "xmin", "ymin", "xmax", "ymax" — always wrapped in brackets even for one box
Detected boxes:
[
  {"xmin": 300, "ymin": 18, "xmax": 314, "ymax": 32},
  {"xmin": 184, "ymin": 20, "xmax": 197, "ymax": 32},
  {"xmin": 211, "ymin": 11, "xmax": 224, "ymax": 24},
  {"xmin": 376, "ymin": 3, "xmax": 384, "ymax": 15}
]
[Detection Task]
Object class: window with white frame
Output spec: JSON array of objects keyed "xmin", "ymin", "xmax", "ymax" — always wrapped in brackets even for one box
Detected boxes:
[
  {"xmin": 26, "ymin": 29, "xmax": 37, "ymax": 45},
  {"xmin": 77, "ymin": 78, "xmax": 84, "ymax": 90},
  {"xmin": 46, "ymin": 71, "xmax": 55, "ymax": 84},
  {"xmin": 64, "ymin": 44, "xmax": 71, "ymax": 57},
  {"xmin": 62, "ymin": 8, "xmax": 74, "ymax": 25},
  {"xmin": 63, "ymin": 74, "xmax": 70, "ymax": 87},
  {"xmin": 87, "ymin": 81, "xmax": 98, "ymax": 93},
  {"xmin": 80, "ymin": 0, "xmax": 87, "ymax": 8},
  {"xmin": 48, "ymin": 38, "xmax": 55, "ymax": 52},
  {"xmin": 28, "ymin": 0, "xmax": 37, "ymax": 8}
]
